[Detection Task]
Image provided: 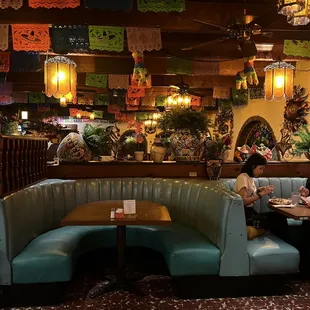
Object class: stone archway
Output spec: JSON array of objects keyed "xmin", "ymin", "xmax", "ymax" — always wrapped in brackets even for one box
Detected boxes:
[{"xmin": 235, "ymin": 116, "xmax": 279, "ymax": 160}]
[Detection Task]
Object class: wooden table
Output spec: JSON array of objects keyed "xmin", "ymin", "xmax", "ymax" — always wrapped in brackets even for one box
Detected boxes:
[
  {"xmin": 61, "ymin": 200, "xmax": 171, "ymax": 297},
  {"xmin": 269, "ymin": 203, "xmax": 310, "ymax": 221}
]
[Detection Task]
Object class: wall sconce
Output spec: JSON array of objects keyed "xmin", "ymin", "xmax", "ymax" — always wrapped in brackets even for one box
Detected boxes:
[
  {"xmin": 44, "ymin": 56, "xmax": 77, "ymax": 100},
  {"xmin": 264, "ymin": 60, "xmax": 295, "ymax": 100},
  {"xmin": 90, "ymin": 113, "xmax": 95, "ymax": 120},
  {"xmin": 21, "ymin": 111, "xmax": 28, "ymax": 120}
]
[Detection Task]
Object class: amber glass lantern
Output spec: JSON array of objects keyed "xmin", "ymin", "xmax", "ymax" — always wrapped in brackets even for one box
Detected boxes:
[
  {"xmin": 44, "ymin": 56, "xmax": 77, "ymax": 101},
  {"xmin": 264, "ymin": 60, "xmax": 295, "ymax": 101}
]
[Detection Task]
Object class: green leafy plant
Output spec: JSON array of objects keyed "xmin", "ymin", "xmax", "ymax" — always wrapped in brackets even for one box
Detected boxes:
[
  {"xmin": 82, "ymin": 124, "xmax": 111, "ymax": 156},
  {"xmin": 157, "ymin": 108, "xmax": 210, "ymax": 136},
  {"xmin": 292, "ymin": 125, "xmax": 310, "ymax": 156}
]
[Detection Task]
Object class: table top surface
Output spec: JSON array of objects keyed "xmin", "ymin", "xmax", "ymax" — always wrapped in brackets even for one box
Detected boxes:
[
  {"xmin": 61, "ymin": 200, "xmax": 172, "ymax": 226},
  {"xmin": 269, "ymin": 203, "xmax": 310, "ymax": 220}
]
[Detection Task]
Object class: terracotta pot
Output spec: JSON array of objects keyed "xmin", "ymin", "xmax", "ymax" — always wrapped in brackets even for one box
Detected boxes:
[{"xmin": 134, "ymin": 151, "xmax": 144, "ymax": 162}]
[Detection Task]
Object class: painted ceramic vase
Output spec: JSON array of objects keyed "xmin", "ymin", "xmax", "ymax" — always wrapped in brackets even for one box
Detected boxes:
[{"xmin": 170, "ymin": 129, "xmax": 204, "ymax": 162}]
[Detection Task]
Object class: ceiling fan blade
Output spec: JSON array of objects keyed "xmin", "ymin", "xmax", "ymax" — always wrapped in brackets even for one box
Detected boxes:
[
  {"xmin": 248, "ymin": 4, "xmax": 278, "ymax": 28},
  {"xmin": 261, "ymin": 31, "xmax": 273, "ymax": 38},
  {"xmin": 193, "ymin": 19, "xmax": 229, "ymax": 32},
  {"xmin": 182, "ymin": 37, "xmax": 229, "ymax": 51}
]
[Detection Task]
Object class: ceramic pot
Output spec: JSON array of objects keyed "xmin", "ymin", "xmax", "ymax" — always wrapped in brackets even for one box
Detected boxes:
[
  {"xmin": 170, "ymin": 129, "xmax": 205, "ymax": 162},
  {"xmin": 222, "ymin": 150, "xmax": 231, "ymax": 163},
  {"xmin": 134, "ymin": 151, "xmax": 144, "ymax": 162},
  {"xmin": 150, "ymin": 138, "xmax": 166, "ymax": 163},
  {"xmin": 206, "ymin": 160, "xmax": 222, "ymax": 180}
]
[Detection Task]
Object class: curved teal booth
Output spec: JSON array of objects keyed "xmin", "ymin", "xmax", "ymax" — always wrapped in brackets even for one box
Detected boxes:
[{"xmin": 0, "ymin": 177, "xmax": 301, "ymax": 285}]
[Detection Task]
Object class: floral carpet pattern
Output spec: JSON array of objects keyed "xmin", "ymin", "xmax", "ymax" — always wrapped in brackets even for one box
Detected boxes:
[{"xmin": 2, "ymin": 249, "xmax": 310, "ymax": 310}]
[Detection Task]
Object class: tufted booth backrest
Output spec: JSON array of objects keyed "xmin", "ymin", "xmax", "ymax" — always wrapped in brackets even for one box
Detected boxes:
[
  {"xmin": 0, "ymin": 178, "xmax": 249, "ymax": 285},
  {"xmin": 222, "ymin": 177, "xmax": 308, "ymax": 213}
]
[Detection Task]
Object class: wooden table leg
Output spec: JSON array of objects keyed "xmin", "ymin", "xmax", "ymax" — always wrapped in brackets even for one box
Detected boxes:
[
  {"xmin": 88, "ymin": 225, "xmax": 127, "ymax": 298},
  {"xmin": 117, "ymin": 225, "xmax": 126, "ymax": 286}
]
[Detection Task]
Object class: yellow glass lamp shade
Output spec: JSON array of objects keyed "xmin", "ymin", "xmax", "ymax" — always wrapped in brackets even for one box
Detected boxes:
[
  {"xmin": 44, "ymin": 56, "xmax": 77, "ymax": 100},
  {"xmin": 264, "ymin": 61, "xmax": 295, "ymax": 101}
]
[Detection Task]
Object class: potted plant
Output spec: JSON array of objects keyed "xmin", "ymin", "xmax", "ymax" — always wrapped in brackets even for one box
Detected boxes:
[
  {"xmin": 0, "ymin": 111, "xmax": 19, "ymax": 135},
  {"xmin": 292, "ymin": 125, "xmax": 310, "ymax": 160},
  {"xmin": 127, "ymin": 120, "xmax": 146, "ymax": 162},
  {"xmin": 157, "ymin": 108, "xmax": 210, "ymax": 161},
  {"xmin": 82, "ymin": 124, "xmax": 111, "ymax": 159}
]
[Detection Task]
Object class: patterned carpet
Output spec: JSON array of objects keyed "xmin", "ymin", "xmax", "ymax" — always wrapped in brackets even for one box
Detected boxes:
[{"xmin": 2, "ymin": 248, "xmax": 310, "ymax": 310}]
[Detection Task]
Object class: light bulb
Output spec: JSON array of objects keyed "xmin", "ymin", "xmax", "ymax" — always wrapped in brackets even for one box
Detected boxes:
[
  {"xmin": 52, "ymin": 71, "xmax": 66, "ymax": 84},
  {"xmin": 60, "ymin": 96, "xmax": 67, "ymax": 107},
  {"xmin": 90, "ymin": 113, "xmax": 95, "ymax": 120},
  {"xmin": 275, "ymin": 75, "xmax": 284, "ymax": 88},
  {"xmin": 177, "ymin": 96, "xmax": 183, "ymax": 103},
  {"xmin": 76, "ymin": 113, "xmax": 81, "ymax": 119},
  {"xmin": 167, "ymin": 96, "xmax": 173, "ymax": 104}
]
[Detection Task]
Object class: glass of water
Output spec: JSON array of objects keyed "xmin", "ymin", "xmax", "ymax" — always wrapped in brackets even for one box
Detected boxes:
[{"xmin": 291, "ymin": 192, "xmax": 300, "ymax": 206}]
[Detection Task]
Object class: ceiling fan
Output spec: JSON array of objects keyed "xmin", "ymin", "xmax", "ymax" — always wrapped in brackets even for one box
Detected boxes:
[
  {"xmin": 182, "ymin": 15, "xmax": 274, "ymax": 52},
  {"xmin": 168, "ymin": 81, "xmax": 201, "ymax": 97},
  {"xmin": 182, "ymin": 1, "xmax": 279, "ymax": 53}
]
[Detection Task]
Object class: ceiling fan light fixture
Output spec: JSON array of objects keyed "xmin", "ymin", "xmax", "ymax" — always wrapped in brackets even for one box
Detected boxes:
[
  {"xmin": 256, "ymin": 43, "xmax": 274, "ymax": 52},
  {"xmin": 277, "ymin": 0, "xmax": 305, "ymax": 16}
]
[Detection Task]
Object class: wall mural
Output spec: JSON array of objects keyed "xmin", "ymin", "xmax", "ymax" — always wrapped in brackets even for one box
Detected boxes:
[{"xmin": 277, "ymin": 85, "xmax": 310, "ymax": 160}]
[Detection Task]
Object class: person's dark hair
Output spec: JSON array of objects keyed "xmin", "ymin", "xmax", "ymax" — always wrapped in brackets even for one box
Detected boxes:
[{"xmin": 241, "ymin": 153, "xmax": 267, "ymax": 177}]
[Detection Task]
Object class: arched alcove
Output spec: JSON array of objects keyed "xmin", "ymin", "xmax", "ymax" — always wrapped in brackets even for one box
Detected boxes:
[
  {"xmin": 235, "ymin": 116, "xmax": 279, "ymax": 160},
  {"xmin": 118, "ymin": 129, "xmax": 147, "ymax": 158}
]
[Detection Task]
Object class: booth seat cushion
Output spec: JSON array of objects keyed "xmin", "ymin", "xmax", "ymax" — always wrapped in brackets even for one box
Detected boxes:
[
  {"xmin": 12, "ymin": 222, "xmax": 220, "ymax": 283},
  {"xmin": 12, "ymin": 226, "xmax": 116, "ymax": 284},
  {"xmin": 127, "ymin": 223, "xmax": 221, "ymax": 276},
  {"xmin": 247, "ymin": 233, "xmax": 299, "ymax": 275}
]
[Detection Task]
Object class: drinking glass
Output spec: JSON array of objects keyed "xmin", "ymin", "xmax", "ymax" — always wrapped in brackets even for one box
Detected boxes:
[{"xmin": 291, "ymin": 192, "xmax": 300, "ymax": 206}]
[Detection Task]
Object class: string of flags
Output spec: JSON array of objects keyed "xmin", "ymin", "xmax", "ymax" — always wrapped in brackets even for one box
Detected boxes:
[{"xmin": 0, "ymin": 0, "xmax": 185, "ymax": 12}]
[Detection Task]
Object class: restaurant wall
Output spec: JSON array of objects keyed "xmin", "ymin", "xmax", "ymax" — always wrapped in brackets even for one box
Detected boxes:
[{"xmin": 230, "ymin": 61, "xmax": 310, "ymax": 162}]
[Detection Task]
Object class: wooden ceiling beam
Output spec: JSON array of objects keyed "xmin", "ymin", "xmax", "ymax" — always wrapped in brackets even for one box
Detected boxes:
[
  {"xmin": 0, "ymin": 1, "xmax": 287, "ymax": 33},
  {"xmin": 35, "ymin": 56, "xmax": 275, "ymax": 76},
  {"xmin": 9, "ymin": 73, "xmax": 265, "ymax": 91}
]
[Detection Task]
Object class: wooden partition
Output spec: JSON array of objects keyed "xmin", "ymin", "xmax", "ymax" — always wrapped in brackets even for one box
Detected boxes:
[
  {"xmin": 0, "ymin": 135, "xmax": 48, "ymax": 198},
  {"xmin": 47, "ymin": 161, "xmax": 310, "ymax": 179}
]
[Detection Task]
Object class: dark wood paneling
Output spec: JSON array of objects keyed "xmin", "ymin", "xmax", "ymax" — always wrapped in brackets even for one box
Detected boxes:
[
  {"xmin": 47, "ymin": 161, "xmax": 310, "ymax": 179},
  {"xmin": 0, "ymin": 135, "xmax": 48, "ymax": 198}
]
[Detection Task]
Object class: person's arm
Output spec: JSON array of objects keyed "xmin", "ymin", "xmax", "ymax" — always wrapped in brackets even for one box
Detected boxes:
[
  {"xmin": 238, "ymin": 186, "xmax": 274, "ymax": 207},
  {"xmin": 238, "ymin": 187, "xmax": 261, "ymax": 206}
]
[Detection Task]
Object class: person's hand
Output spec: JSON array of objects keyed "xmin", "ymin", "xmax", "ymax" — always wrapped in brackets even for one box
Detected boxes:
[
  {"xmin": 299, "ymin": 186, "xmax": 309, "ymax": 197},
  {"xmin": 261, "ymin": 186, "xmax": 274, "ymax": 197}
]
